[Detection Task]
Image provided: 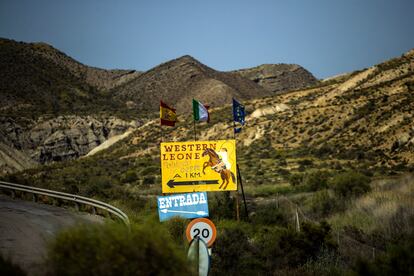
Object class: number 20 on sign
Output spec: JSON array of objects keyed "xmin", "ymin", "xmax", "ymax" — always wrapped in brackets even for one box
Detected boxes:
[{"xmin": 186, "ymin": 218, "xmax": 217, "ymax": 247}]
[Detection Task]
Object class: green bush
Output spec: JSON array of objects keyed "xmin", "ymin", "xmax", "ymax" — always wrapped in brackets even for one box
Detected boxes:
[
  {"xmin": 355, "ymin": 229, "xmax": 414, "ymax": 275},
  {"xmin": 140, "ymin": 166, "xmax": 159, "ymax": 175},
  {"xmin": 303, "ymin": 170, "xmax": 330, "ymax": 191},
  {"xmin": 252, "ymin": 201, "xmax": 288, "ymax": 226},
  {"xmin": 83, "ymin": 176, "xmax": 114, "ymax": 197},
  {"xmin": 289, "ymin": 173, "xmax": 304, "ymax": 186},
  {"xmin": 300, "ymin": 248, "xmax": 344, "ymax": 276},
  {"xmin": 208, "ymin": 192, "xmax": 235, "ymax": 220},
  {"xmin": 276, "ymin": 221, "xmax": 337, "ymax": 268},
  {"xmin": 163, "ymin": 217, "xmax": 188, "ymax": 248},
  {"xmin": 330, "ymin": 171, "xmax": 371, "ymax": 198},
  {"xmin": 254, "ymin": 221, "xmax": 337, "ymax": 271},
  {"xmin": 121, "ymin": 170, "xmax": 138, "ymax": 183},
  {"xmin": 298, "ymin": 159, "xmax": 314, "ymax": 167},
  {"xmin": 142, "ymin": 175, "xmax": 155, "ymax": 184},
  {"xmin": 312, "ymin": 144, "xmax": 335, "ymax": 158},
  {"xmin": 0, "ymin": 255, "xmax": 25, "ymax": 276},
  {"xmin": 211, "ymin": 223, "xmax": 263, "ymax": 275},
  {"xmin": 46, "ymin": 222, "xmax": 191, "ymax": 276},
  {"xmin": 308, "ymin": 190, "xmax": 345, "ymax": 218}
]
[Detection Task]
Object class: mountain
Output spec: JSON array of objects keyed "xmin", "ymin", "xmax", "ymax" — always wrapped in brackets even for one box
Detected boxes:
[
  {"xmin": 240, "ymin": 49, "xmax": 414, "ymax": 167},
  {"xmin": 112, "ymin": 55, "xmax": 274, "ymax": 114},
  {"xmin": 73, "ymin": 47, "xmax": 413, "ymax": 186},
  {"xmin": 24, "ymin": 41, "xmax": 141, "ymax": 91},
  {"xmin": 0, "ymin": 38, "xmax": 144, "ymax": 173},
  {"xmin": 233, "ymin": 64, "xmax": 318, "ymax": 94},
  {"xmin": 0, "ymin": 39, "xmax": 274, "ymax": 172},
  {"xmin": 13, "ymin": 47, "xmax": 413, "ymax": 187},
  {"xmin": 0, "ymin": 38, "xmax": 141, "ymax": 119},
  {"xmin": 3, "ymin": 46, "xmax": 413, "ymax": 276},
  {"xmin": 9, "ymin": 37, "xmax": 410, "ymax": 176},
  {"xmin": 0, "ymin": 38, "xmax": 319, "ymax": 118}
]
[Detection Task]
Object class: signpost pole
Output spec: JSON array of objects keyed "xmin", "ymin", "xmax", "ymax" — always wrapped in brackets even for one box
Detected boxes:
[
  {"xmin": 236, "ymin": 164, "xmax": 248, "ymax": 220},
  {"xmin": 235, "ymin": 190, "xmax": 240, "ymax": 221},
  {"xmin": 187, "ymin": 237, "xmax": 210, "ymax": 276}
]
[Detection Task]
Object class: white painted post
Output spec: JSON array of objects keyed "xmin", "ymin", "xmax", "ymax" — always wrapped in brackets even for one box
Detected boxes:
[{"xmin": 296, "ymin": 207, "xmax": 300, "ymax": 232}]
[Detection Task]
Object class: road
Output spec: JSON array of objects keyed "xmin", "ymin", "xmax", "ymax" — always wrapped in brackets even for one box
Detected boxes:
[{"xmin": 0, "ymin": 194, "xmax": 103, "ymax": 275}]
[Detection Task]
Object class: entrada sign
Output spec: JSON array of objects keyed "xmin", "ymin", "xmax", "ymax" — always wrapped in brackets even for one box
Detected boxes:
[
  {"xmin": 160, "ymin": 140, "xmax": 237, "ymax": 193},
  {"xmin": 157, "ymin": 192, "xmax": 209, "ymax": 222}
]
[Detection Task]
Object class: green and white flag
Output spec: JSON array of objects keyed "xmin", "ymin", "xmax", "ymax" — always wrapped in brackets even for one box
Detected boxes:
[{"xmin": 193, "ymin": 99, "xmax": 210, "ymax": 122}]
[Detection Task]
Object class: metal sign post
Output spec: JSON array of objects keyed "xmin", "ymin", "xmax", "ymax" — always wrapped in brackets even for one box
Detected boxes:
[{"xmin": 187, "ymin": 237, "xmax": 210, "ymax": 276}]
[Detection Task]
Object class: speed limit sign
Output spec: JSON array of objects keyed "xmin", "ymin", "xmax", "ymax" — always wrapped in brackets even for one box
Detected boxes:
[{"xmin": 186, "ymin": 218, "xmax": 217, "ymax": 247}]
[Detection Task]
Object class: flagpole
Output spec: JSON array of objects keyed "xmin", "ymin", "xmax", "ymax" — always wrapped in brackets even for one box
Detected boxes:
[
  {"xmin": 237, "ymin": 164, "xmax": 249, "ymax": 220},
  {"xmin": 232, "ymin": 100, "xmax": 240, "ymax": 221},
  {"xmin": 232, "ymin": 119, "xmax": 240, "ymax": 221},
  {"xmin": 235, "ymin": 169, "xmax": 240, "ymax": 222},
  {"xmin": 232, "ymin": 98, "xmax": 248, "ymax": 221},
  {"xmin": 193, "ymin": 120, "xmax": 197, "ymax": 141}
]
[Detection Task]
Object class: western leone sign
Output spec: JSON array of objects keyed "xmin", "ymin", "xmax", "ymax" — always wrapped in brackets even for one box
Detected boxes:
[
  {"xmin": 157, "ymin": 192, "xmax": 209, "ymax": 222},
  {"xmin": 160, "ymin": 140, "xmax": 237, "ymax": 193}
]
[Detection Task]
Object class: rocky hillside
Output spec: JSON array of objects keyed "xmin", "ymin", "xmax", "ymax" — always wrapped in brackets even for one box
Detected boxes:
[
  {"xmin": 0, "ymin": 39, "xmax": 272, "ymax": 173},
  {"xmin": 244, "ymin": 51, "xmax": 413, "ymax": 164},
  {"xmin": 229, "ymin": 49, "xmax": 414, "ymax": 167},
  {"xmin": 113, "ymin": 55, "xmax": 273, "ymax": 114},
  {"xmin": 233, "ymin": 64, "xmax": 318, "ymax": 94},
  {"xmin": 0, "ymin": 116, "xmax": 140, "ymax": 174},
  {"xmin": 5, "ymin": 49, "xmax": 413, "ymax": 276},
  {"xmin": 108, "ymin": 48, "xmax": 414, "ymax": 179},
  {"xmin": 10, "ymin": 37, "xmax": 411, "ymax": 177},
  {"xmin": 0, "ymin": 38, "xmax": 145, "ymax": 172},
  {"xmin": 10, "ymin": 49, "xmax": 413, "ymax": 201}
]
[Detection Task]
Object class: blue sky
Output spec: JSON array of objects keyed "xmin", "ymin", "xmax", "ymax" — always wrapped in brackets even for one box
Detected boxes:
[{"xmin": 1, "ymin": 0, "xmax": 413, "ymax": 79}]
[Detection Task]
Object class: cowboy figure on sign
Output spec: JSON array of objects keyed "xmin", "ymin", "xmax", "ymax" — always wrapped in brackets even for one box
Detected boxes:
[{"xmin": 202, "ymin": 148, "xmax": 235, "ymax": 190}]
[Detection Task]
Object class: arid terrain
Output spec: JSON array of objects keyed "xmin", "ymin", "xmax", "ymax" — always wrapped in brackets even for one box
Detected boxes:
[{"xmin": 1, "ymin": 38, "xmax": 413, "ymax": 275}]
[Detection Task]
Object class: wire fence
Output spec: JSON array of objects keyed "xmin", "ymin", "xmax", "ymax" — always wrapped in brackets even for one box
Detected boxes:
[{"xmin": 272, "ymin": 194, "xmax": 383, "ymax": 261}]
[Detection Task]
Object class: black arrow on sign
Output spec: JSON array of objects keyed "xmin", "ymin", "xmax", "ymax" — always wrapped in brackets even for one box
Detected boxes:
[{"xmin": 167, "ymin": 179, "xmax": 219, "ymax": 188}]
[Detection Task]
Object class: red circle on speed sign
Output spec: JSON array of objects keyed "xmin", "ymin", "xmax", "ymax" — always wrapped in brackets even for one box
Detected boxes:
[{"xmin": 186, "ymin": 218, "xmax": 217, "ymax": 247}]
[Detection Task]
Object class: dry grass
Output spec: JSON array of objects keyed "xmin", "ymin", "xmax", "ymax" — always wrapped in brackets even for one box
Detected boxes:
[{"xmin": 329, "ymin": 173, "xmax": 414, "ymax": 233}]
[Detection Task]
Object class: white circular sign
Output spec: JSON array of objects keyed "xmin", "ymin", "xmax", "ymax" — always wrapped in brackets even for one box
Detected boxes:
[{"xmin": 186, "ymin": 218, "xmax": 217, "ymax": 247}]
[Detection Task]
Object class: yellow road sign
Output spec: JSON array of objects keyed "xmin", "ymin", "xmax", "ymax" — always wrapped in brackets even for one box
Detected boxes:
[{"xmin": 161, "ymin": 140, "xmax": 237, "ymax": 193}]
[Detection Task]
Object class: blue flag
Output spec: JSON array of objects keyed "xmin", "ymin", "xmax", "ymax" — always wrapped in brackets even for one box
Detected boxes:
[{"xmin": 232, "ymin": 98, "xmax": 245, "ymax": 133}]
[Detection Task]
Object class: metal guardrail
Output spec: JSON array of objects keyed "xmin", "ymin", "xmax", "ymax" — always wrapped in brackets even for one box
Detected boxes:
[{"xmin": 0, "ymin": 181, "xmax": 130, "ymax": 227}]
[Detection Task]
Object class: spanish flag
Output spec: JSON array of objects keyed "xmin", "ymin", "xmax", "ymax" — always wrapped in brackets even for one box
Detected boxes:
[{"xmin": 160, "ymin": 100, "xmax": 178, "ymax": 126}]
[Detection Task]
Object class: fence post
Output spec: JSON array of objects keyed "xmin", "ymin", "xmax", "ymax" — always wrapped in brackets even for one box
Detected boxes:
[
  {"xmin": 337, "ymin": 230, "xmax": 340, "ymax": 249},
  {"xmin": 295, "ymin": 207, "xmax": 300, "ymax": 232}
]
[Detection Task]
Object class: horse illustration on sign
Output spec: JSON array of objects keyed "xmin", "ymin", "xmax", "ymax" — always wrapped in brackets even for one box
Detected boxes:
[{"xmin": 202, "ymin": 148, "xmax": 236, "ymax": 190}]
